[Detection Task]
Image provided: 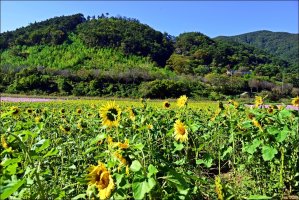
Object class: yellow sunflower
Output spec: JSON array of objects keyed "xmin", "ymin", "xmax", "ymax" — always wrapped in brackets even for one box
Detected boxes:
[
  {"xmin": 99, "ymin": 102, "xmax": 121, "ymax": 128},
  {"xmin": 60, "ymin": 108, "xmax": 66, "ymax": 114},
  {"xmin": 228, "ymin": 100, "xmax": 239, "ymax": 108},
  {"xmin": 177, "ymin": 95, "xmax": 188, "ymax": 108},
  {"xmin": 252, "ymin": 118, "xmax": 262, "ymax": 131},
  {"xmin": 146, "ymin": 123, "xmax": 153, "ymax": 130},
  {"xmin": 87, "ymin": 162, "xmax": 115, "ymax": 200},
  {"xmin": 77, "ymin": 119, "xmax": 87, "ymax": 130},
  {"xmin": 247, "ymin": 113, "xmax": 255, "ymax": 120},
  {"xmin": 114, "ymin": 152, "xmax": 127, "ymax": 166},
  {"xmin": 267, "ymin": 105, "xmax": 275, "ymax": 114},
  {"xmin": 10, "ymin": 106, "xmax": 20, "ymax": 116},
  {"xmin": 174, "ymin": 120, "xmax": 188, "ymax": 142},
  {"xmin": 163, "ymin": 101, "xmax": 171, "ymax": 108},
  {"xmin": 76, "ymin": 108, "xmax": 82, "ymax": 114},
  {"xmin": 26, "ymin": 108, "xmax": 34, "ymax": 114},
  {"xmin": 59, "ymin": 125, "xmax": 71, "ymax": 134},
  {"xmin": 291, "ymin": 96, "xmax": 299, "ymax": 107},
  {"xmin": 255, "ymin": 96, "xmax": 263, "ymax": 108},
  {"xmin": 127, "ymin": 107, "xmax": 136, "ymax": 121},
  {"xmin": 35, "ymin": 116, "xmax": 42, "ymax": 123},
  {"xmin": 118, "ymin": 139, "xmax": 129, "ymax": 150},
  {"xmin": 1, "ymin": 134, "xmax": 9, "ymax": 149}
]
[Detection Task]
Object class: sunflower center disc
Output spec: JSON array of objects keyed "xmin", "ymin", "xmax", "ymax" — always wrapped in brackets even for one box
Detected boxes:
[{"xmin": 107, "ymin": 108, "xmax": 118, "ymax": 121}]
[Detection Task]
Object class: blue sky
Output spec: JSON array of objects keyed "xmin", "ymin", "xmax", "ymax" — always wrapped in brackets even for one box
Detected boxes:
[{"xmin": 1, "ymin": 1, "xmax": 298, "ymax": 37}]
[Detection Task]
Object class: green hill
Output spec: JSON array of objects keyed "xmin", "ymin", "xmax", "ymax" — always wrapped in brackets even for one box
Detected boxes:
[
  {"xmin": 214, "ymin": 30, "xmax": 299, "ymax": 67},
  {"xmin": 167, "ymin": 32, "xmax": 289, "ymax": 77},
  {"xmin": 0, "ymin": 14, "xmax": 298, "ymax": 99}
]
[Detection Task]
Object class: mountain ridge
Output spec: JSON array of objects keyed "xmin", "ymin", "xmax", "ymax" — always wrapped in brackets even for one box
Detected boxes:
[{"xmin": 214, "ymin": 30, "xmax": 299, "ymax": 66}]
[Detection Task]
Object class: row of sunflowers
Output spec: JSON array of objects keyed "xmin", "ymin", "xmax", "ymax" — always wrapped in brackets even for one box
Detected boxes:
[{"xmin": 1, "ymin": 96, "xmax": 299, "ymax": 199}]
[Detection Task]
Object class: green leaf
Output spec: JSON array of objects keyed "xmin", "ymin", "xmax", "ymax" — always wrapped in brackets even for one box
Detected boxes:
[
  {"xmin": 130, "ymin": 160, "xmax": 142, "ymax": 172},
  {"xmin": 166, "ymin": 169, "xmax": 189, "ymax": 195},
  {"xmin": 43, "ymin": 148, "xmax": 59, "ymax": 158},
  {"xmin": 90, "ymin": 133, "xmax": 106, "ymax": 145},
  {"xmin": 115, "ymin": 173, "xmax": 124, "ymax": 186},
  {"xmin": 6, "ymin": 163, "xmax": 18, "ymax": 175},
  {"xmin": 147, "ymin": 164, "xmax": 158, "ymax": 178},
  {"xmin": 35, "ymin": 139, "xmax": 50, "ymax": 153},
  {"xmin": 55, "ymin": 191, "xmax": 66, "ymax": 200},
  {"xmin": 71, "ymin": 194, "xmax": 86, "ymax": 200},
  {"xmin": 276, "ymin": 126, "xmax": 289, "ymax": 143},
  {"xmin": 132, "ymin": 179, "xmax": 149, "ymax": 199},
  {"xmin": 267, "ymin": 126, "xmax": 279, "ymax": 135},
  {"xmin": 244, "ymin": 139, "xmax": 262, "ymax": 154},
  {"xmin": 279, "ymin": 109, "xmax": 291, "ymax": 118},
  {"xmin": 83, "ymin": 146, "xmax": 98, "ymax": 155},
  {"xmin": 196, "ymin": 153, "xmax": 213, "ymax": 168},
  {"xmin": 172, "ymin": 142, "xmax": 184, "ymax": 153},
  {"xmin": 147, "ymin": 177, "xmax": 156, "ymax": 191},
  {"xmin": 133, "ymin": 143, "xmax": 144, "ymax": 150},
  {"xmin": 1, "ymin": 158, "xmax": 22, "ymax": 167},
  {"xmin": 246, "ymin": 195, "xmax": 272, "ymax": 199},
  {"xmin": 222, "ymin": 146, "xmax": 233, "ymax": 159},
  {"xmin": 1, "ymin": 111, "xmax": 12, "ymax": 118},
  {"xmin": 0, "ymin": 179, "xmax": 26, "ymax": 199},
  {"xmin": 262, "ymin": 146, "xmax": 278, "ymax": 161},
  {"xmin": 241, "ymin": 120, "xmax": 253, "ymax": 129},
  {"xmin": 189, "ymin": 123, "xmax": 200, "ymax": 132}
]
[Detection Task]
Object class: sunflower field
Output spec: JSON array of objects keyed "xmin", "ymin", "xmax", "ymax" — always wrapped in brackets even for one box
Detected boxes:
[{"xmin": 1, "ymin": 96, "xmax": 299, "ymax": 199}]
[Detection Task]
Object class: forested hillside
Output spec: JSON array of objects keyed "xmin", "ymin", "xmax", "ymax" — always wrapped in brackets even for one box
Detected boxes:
[
  {"xmin": 215, "ymin": 30, "xmax": 299, "ymax": 67},
  {"xmin": 1, "ymin": 14, "xmax": 298, "ymax": 100}
]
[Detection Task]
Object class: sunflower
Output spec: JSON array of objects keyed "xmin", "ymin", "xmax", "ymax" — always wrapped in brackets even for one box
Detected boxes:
[
  {"xmin": 291, "ymin": 96, "xmax": 299, "ymax": 107},
  {"xmin": 252, "ymin": 118, "xmax": 262, "ymax": 131},
  {"xmin": 10, "ymin": 106, "xmax": 20, "ymax": 116},
  {"xmin": 1, "ymin": 134, "xmax": 9, "ymax": 149},
  {"xmin": 99, "ymin": 102, "xmax": 121, "ymax": 128},
  {"xmin": 118, "ymin": 139, "xmax": 129, "ymax": 150},
  {"xmin": 174, "ymin": 120, "xmax": 188, "ymax": 142},
  {"xmin": 146, "ymin": 123, "xmax": 153, "ymax": 130},
  {"xmin": 276, "ymin": 105, "xmax": 284, "ymax": 110},
  {"xmin": 76, "ymin": 108, "xmax": 82, "ymax": 114},
  {"xmin": 228, "ymin": 100, "xmax": 239, "ymax": 108},
  {"xmin": 127, "ymin": 107, "xmax": 136, "ymax": 121},
  {"xmin": 267, "ymin": 105, "xmax": 274, "ymax": 114},
  {"xmin": 35, "ymin": 116, "xmax": 42, "ymax": 123},
  {"xmin": 60, "ymin": 108, "xmax": 66, "ymax": 114},
  {"xmin": 26, "ymin": 108, "xmax": 34, "ymax": 114},
  {"xmin": 59, "ymin": 125, "xmax": 71, "ymax": 134},
  {"xmin": 163, "ymin": 101, "xmax": 171, "ymax": 108},
  {"xmin": 114, "ymin": 152, "xmax": 127, "ymax": 166},
  {"xmin": 77, "ymin": 119, "xmax": 87, "ymax": 130},
  {"xmin": 87, "ymin": 162, "xmax": 114, "ymax": 200},
  {"xmin": 107, "ymin": 136, "xmax": 114, "ymax": 146},
  {"xmin": 255, "ymin": 96, "xmax": 263, "ymax": 108},
  {"xmin": 247, "ymin": 113, "xmax": 255, "ymax": 120},
  {"xmin": 177, "ymin": 95, "xmax": 188, "ymax": 108}
]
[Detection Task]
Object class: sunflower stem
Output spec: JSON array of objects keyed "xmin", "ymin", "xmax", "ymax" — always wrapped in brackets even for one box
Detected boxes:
[{"xmin": 10, "ymin": 133, "xmax": 46, "ymax": 199}]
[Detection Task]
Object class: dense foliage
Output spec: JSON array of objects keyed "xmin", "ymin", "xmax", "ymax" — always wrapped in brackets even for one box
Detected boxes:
[
  {"xmin": 76, "ymin": 16, "xmax": 174, "ymax": 66},
  {"xmin": 215, "ymin": 30, "xmax": 299, "ymax": 68},
  {"xmin": 0, "ymin": 14, "xmax": 85, "ymax": 49},
  {"xmin": 167, "ymin": 32, "xmax": 289, "ymax": 75},
  {"xmin": 0, "ymin": 14, "xmax": 298, "ymax": 99}
]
